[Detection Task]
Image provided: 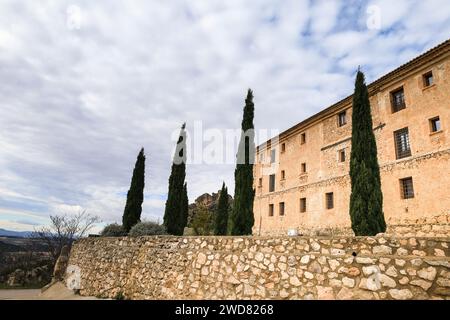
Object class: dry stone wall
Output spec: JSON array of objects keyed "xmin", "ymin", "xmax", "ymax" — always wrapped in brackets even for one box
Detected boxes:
[
  {"xmin": 259, "ymin": 213, "xmax": 450, "ymax": 237},
  {"xmin": 67, "ymin": 235, "xmax": 450, "ymax": 300}
]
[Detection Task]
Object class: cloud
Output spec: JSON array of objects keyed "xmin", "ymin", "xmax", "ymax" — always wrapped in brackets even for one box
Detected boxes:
[{"xmin": 0, "ymin": 0, "xmax": 449, "ymax": 231}]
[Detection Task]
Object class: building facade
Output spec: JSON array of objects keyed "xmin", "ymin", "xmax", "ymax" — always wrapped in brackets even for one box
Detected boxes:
[{"xmin": 253, "ymin": 40, "xmax": 450, "ymax": 236}]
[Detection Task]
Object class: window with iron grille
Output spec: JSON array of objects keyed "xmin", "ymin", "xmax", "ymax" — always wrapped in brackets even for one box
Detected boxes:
[
  {"xmin": 394, "ymin": 127, "xmax": 411, "ymax": 159},
  {"xmin": 270, "ymin": 149, "xmax": 276, "ymax": 163},
  {"xmin": 339, "ymin": 149, "xmax": 346, "ymax": 162},
  {"xmin": 400, "ymin": 177, "xmax": 414, "ymax": 199},
  {"xmin": 279, "ymin": 202, "xmax": 285, "ymax": 216},
  {"xmin": 301, "ymin": 163, "xmax": 307, "ymax": 173},
  {"xmin": 391, "ymin": 87, "xmax": 406, "ymax": 112},
  {"xmin": 300, "ymin": 132, "xmax": 306, "ymax": 144},
  {"xmin": 326, "ymin": 192, "xmax": 334, "ymax": 210},
  {"xmin": 268, "ymin": 204, "xmax": 274, "ymax": 216},
  {"xmin": 300, "ymin": 198, "xmax": 306, "ymax": 213},
  {"xmin": 281, "ymin": 170, "xmax": 285, "ymax": 180},
  {"xmin": 430, "ymin": 117, "xmax": 441, "ymax": 132},
  {"xmin": 269, "ymin": 174, "xmax": 275, "ymax": 192},
  {"xmin": 338, "ymin": 111, "xmax": 347, "ymax": 127},
  {"xmin": 423, "ymin": 71, "xmax": 433, "ymax": 87}
]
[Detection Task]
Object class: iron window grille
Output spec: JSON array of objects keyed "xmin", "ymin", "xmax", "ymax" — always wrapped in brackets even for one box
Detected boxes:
[
  {"xmin": 400, "ymin": 177, "xmax": 414, "ymax": 199},
  {"xmin": 394, "ymin": 127, "xmax": 411, "ymax": 159},
  {"xmin": 326, "ymin": 192, "xmax": 334, "ymax": 210},
  {"xmin": 391, "ymin": 88, "xmax": 406, "ymax": 112}
]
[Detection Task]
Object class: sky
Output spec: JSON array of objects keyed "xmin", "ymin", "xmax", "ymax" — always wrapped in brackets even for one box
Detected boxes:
[{"xmin": 1, "ymin": 0, "xmax": 450, "ymax": 232}]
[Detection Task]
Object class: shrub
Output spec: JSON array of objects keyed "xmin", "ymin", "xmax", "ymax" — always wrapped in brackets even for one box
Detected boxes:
[
  {"xmin": 100, "ymin": 223, "xmax": 127, "ymax": 237},
  {"xmin": 128, "ymin": 221, "xmax": 167, "ymax": 237},
  {"xmin": 192, "ymin": 205, "xmax": 213, "ymax": 236},
  {"xmin": 114, "ymin": 291, "xmax": 125, "ymax": 300}
]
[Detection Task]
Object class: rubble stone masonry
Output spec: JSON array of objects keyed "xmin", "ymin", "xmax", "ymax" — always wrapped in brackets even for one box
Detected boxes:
[{"xmin": 67, "ymin": 235, "xmax": 450, "ymax": 300}]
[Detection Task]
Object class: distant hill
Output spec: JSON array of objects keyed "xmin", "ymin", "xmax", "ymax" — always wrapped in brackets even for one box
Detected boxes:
[
  {"xmin": 0, "ymin": 239, "xmax": 23, "ymax": 252},
  {"xmin": 0, "ymin": 228, "xmax": 32, "ymax": 238}
]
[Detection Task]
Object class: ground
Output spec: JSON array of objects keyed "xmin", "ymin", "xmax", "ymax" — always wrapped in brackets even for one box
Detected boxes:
[{"xmin": 0, "ymin": 282, "xmax": 100, "ymax": 300}]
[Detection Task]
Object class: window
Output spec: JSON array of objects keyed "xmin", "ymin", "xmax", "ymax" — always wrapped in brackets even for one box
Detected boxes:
[
  {"xmin": 326, "ymin": 192, "xmax": 334, "ymax": 210},
  {"xmin": 391, "ymin": 87, "xmax": 406, "ymax": 112},
  {"xmin": 281, "ymin": 170, "xmax": 285, "ymax": 180},
  {"xmin": 269, "ymin": 204, "xmax": 274, "ymax": 216},
  {"xmin": 281, "ymin": 143, "xmax": 286, "ymax": 153},
  {"xmin": 279, "ymin": 202, "xmax": 285, "ymax": 216},
  {"xmin": 270, "ymin": 149, "xmax": 276, "ymax": 163},
  {"xmin": 258, "ymin": 178, "xmax": 262, "ymax": 187},
  {"xmin": 394, "ymin": 127, "xmax": 411, "ymax": 159},
  {"xmin": 300, "ymin": 133, "xmax": 306, "ymax": 144},
  {"xmin": 400, "ymin": 177, "xmax": 414, "ymax": 199},
  {"xmin": 423, "ymin": 71, "xmax": 433, "ymax": 87},
  {"xmin": 430, "ymin": 117, "xmax": 441, "ymax": 132},
  {"xmin": 339, "ymin": 149, "xmax": 346, "ymax": 162},
  {"xmin": 300, "ymin": 198, "xmax": 306, "ymax": 213},
  {"xmin": 269, "ymin": 174, "xmax": 275, "ymax": 192},
  {"xmin": 301, "ymin": 163, "xmax": 307, "ymax": 173},
  {"xmin": 338, "ymin": 111, "xmax": 347, "ymax": 127}
]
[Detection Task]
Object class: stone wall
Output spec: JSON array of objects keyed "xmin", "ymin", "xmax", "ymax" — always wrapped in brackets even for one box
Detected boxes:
[
  {"xmin": 257, "ymin": 213, "xmax": 450, "ymax": 237},
  {"xmin": 67, "ymin": 235, "xmax": 450, "ymax": 300}
]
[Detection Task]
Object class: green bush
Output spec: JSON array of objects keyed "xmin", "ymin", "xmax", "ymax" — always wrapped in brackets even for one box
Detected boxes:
[
  {"xmin": 100, "ymin": 223, "xmax": 127, "ymax": 237},
  {"xmin": 192, "ymin": 205, "xmax": 213, "ymax": 236},
  {"xmin": 114, "ymin": 291, "xmax": 125, "ymax": 300},
  {"xmin": 128, "ymin": 221, "xmax": 167, "ymax": 237}
]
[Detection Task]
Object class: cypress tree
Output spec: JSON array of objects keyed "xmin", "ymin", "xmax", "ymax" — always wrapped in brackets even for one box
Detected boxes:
[
  {"xmin": 163, "ymin": 123, "xmax": 188, "ymax": 235},
  {"xmin": 181, "ymin": 182, "xmax": 189, "ymax": 234},
  {"xmin": 122, "ymin": 148, "xmax": 145, "ymax": 232},
  {"xmin": 349, "ymin": 70, "xmax": 386, "ymax": 236},
  {"xmin": 230, "ymin": 89, "xmax": 255, "ymax": 235},
  {"xmin": 214, "ymin": 182, "xmax": 229, "ymax": 235}
]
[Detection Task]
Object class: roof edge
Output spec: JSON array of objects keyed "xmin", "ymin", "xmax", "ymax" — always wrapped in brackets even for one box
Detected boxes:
[{"xmin": 257, "ymin": 39, "xmax": 450, "ymax": 151}]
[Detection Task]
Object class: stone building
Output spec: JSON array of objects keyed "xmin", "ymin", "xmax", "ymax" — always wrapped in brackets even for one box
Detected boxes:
[{"xmin": 253, "ymin": 39, "xmax": 450, "ymax": 236}]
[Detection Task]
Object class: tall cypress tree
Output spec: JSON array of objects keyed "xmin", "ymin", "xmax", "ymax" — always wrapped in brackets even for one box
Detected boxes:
[
  {"xmin": 230, "ymin": 89, "xmax": 255, "ymax": 235},
  {"xmin": 349, "ymin": 70, "xmax": 386, "ymax": 236},
  {"xmin": 214, "ymin": 182, "xmax": 229, "ymax": 235},
  {"xmin": 122, "ymin": 148, "xmax": 145, "ymax": 232},
  {"xmin": 181, "ymin": 182, "xmax": 189, "ymax": 234},
  {"xmin": 163, "ymin": 123, "xmax": 188, "ymax": 235}
]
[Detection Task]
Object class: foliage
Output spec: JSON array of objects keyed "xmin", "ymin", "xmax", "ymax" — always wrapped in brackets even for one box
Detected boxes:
[
  {"xmin": 128, "ymin": 221, "xmax": 167, "ymax": 237},
  {"xmin": 214, "ymin": 182, "xmax": 229, "ymax": 235},
  {"xmin": 349, "ymin": 70, "xmax": 386, "ymax": 236},
  {"xmin": 164, "ymin": 123, "xmax": 188, "ymax": 235},
  {"xmin": 192, "ymin": 205, "xmax": 213, "ymax": 236},
  {"xmin": 181, "ymin": 182, "xmax": 189, "ymax": 234},
  {"xmin": 230, "ymin": 89, "xmax": 255, "ymax": 235},
  {"xmin": 114, "ymin": 291, "xmax": 125, "ymax": 300},
  {"xmin": 122, "ymin": 148, "xmax": 146, "ymax": 232},
  {"xmin": 100, "ymin": 223, "xmax": 127, "ymax": 237}
]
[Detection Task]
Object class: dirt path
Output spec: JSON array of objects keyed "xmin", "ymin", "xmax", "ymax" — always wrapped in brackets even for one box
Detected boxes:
[
  {"xmin": 0, "ymin": 282, "xmax": 101, "ymax": 300},
  {"xmin": 0, "ymin": 289, "xmax": 41, "ymax": 300}
]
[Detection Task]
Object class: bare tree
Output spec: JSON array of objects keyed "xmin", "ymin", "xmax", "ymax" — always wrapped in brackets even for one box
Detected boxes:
[{"xmin": 31, "ymin": 210, "xmax": 100, "ymax": 262}]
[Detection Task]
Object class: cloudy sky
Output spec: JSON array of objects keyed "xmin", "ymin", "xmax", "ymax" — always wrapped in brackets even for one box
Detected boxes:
[{"xmin": 1, "ymin": 0, "xmax": 450, "ymax": 232}]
